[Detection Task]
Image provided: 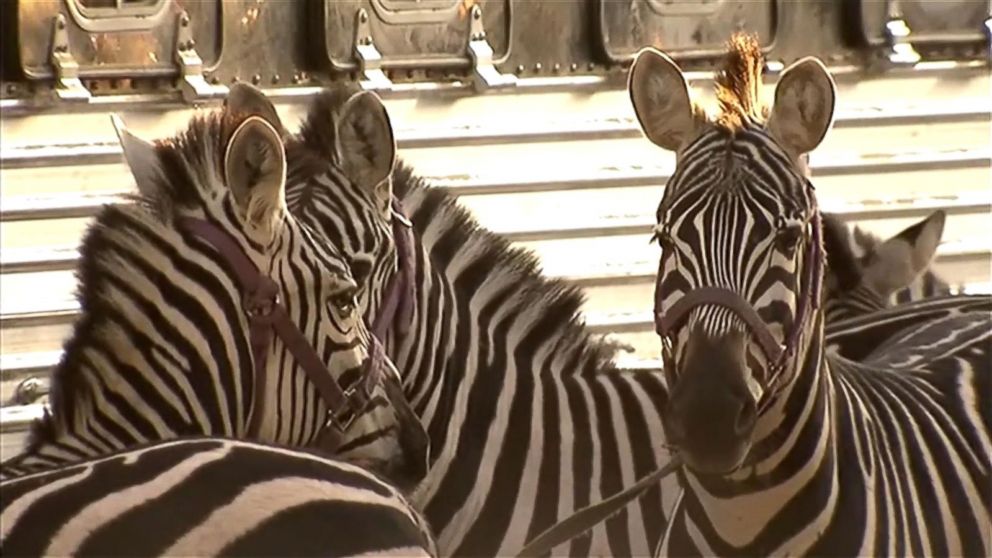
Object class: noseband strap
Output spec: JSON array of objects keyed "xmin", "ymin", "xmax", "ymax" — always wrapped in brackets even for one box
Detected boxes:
[
  {"xmin": 654, "ymin": 209, "xmax": 823, "ymax": 372},
  {"xmin": 177, "ymin": 217, "xmax": 382, "ymax": 442}
]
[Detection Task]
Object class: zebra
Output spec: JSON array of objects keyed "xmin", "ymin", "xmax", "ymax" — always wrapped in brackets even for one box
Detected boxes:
[
  {"xmin": 0, "ymin": 437, "xmax": 437, "ymax": 557},
  {"xmin": 276, "ymin": 84, "xmax": 677, "ymax": 556},
  {"xmin": 629, "ymin": 33, "xmax": 990, "ymax": 555},
  {"xmin": 822, "ymin": 209, "xmax": 950, "ymax": 323},
  {"xmin": 0, "ymin": 103, "xmax": 428, "ymax": 491}
]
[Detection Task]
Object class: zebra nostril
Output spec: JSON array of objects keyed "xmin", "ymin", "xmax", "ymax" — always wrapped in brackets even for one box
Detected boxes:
[{"xmin": 734, "ymin": 398, "xmax": 757, "ymax": 435}]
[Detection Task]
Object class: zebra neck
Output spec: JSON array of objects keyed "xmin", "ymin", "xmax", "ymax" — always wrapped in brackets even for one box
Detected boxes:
[{"xmin": 387, "ymin": 193, "xmax": 673, "ymax": 555}]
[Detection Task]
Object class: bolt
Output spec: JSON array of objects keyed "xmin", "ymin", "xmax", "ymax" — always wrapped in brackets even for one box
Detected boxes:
[
  {"xmin": 251, "ymin": 74, "xmax": 261, "ymax": 84},
  {"xmin": 272, "ymin": 74, "xmax": 280, "ymax": 84},
  {"xmin": 553, "ymin": 63, "xmax": 561, "ymax": 72},
  {"xmin": 473, "ymin": 6, "xmax": 481, "ymax": 19},
  {"xmin": 181, "ymin": 13, "xmax": 190, "ymax": 26},
  {"xmin": 57, "ymin": 17, "xmax": 66, "ymax": 30},
  {"xmin": 187, "ymin": 39, "xmax": 195, "ymax": 49},
  {"xmin": 516, "ymin": 64, "xmax": 525, "ymax": 73},
  {"xmin": 534, "ymin": 62, "xmax": 542, "ymax": 72},
  {"xmin": 570, "ymin": 63, "xmax": 578, "ymax": 71},
  {"xmin": 359, "ymin": 10, "xmax": 368, "ymax": 23}
]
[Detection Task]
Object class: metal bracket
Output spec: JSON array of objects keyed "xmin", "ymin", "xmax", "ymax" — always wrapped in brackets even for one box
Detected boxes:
[
  {"xmin": 174, "ymin": 11, "xmax": 227, "ymax": 103},
  {"xmin": 883, "ymin": 1, "xmax": 920, "ymax": 66},
  {"xmin": 354, "ymin": 9, "xmax": 393, "ymax": 91},
  {"xmin": 49, "ymin": 14, "xmax": 91, "ymax": 102},
  {"xmin": 466, "ymin": 5, "xmax": 516, "ymax": 91}
]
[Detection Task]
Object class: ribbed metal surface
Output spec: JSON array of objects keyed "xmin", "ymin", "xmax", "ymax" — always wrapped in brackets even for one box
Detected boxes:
[{"xmin": 1, "ymin": 68, "xmax": 990, "ymax": 457}]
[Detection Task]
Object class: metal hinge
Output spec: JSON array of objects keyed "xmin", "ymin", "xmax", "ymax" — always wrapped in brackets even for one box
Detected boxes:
[
  {"xmin": 354, "ymin": 8, "xmax": 393, "ymax": 91},
  {"xmin": 49, "ymin": 14, "xmax": 91, "ymax": 102},
  {"xmin": 174, "ymin": 11, "xmax": 227, "ymax": 103},
  {"xmin": 883, "ymin": 1, "xmax": 920, "ymax": 66},
  {"xmin": 466, "ymin": 5, "xmax": 516, "ymax": 91}
]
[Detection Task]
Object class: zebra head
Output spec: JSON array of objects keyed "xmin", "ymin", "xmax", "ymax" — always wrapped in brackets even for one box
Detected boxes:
[
  {"xmin": 629, "ymin": 34, "xmax": 835, "ymax": 475},
  {"xmin": 111, "ymin": 106, "xmax": 427, "ymax": 487},
  {"xmin": 822, "ymin": 210, "xmax": 947, "ymax": 323},
  {"xmin": 283, "ymin": 85, "xmax": 401, "ymax": 331}
]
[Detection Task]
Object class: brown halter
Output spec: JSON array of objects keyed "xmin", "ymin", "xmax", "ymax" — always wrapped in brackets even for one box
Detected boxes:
[
  {"xmin": 176, "ymin": 197, "xmax": 416, "ymax": 445},
  {"xmin": 654, "ymin": 200, "xmax": 824, "ymax": 389}
]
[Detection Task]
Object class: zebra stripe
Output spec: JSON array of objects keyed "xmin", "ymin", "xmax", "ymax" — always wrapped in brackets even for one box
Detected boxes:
[
  {"xmin": 285, "ymin": 86, "xmax": 677, "ymax": 556},
  {"xmin": 0, "ymin": 438, "xmax": 437, "ymax": 557},
  {"xmin": 630, "ymin": 36, "xmax": 991, "ymax": 556},
  {"xmin": 0, "ymin": 108, "xmax": 422, "ymax": 485},
  {"xmin": 822, "ymin": 210, "xmax": 950, "ymax": 324}
]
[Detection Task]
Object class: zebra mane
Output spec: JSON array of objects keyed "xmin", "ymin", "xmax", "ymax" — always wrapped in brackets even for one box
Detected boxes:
[
  {"xmin": 821, "ymin": 213, "xmax": 863, "ymax": 290},
  {"xmin": 390, "ymin": 162, "xmax": 625, "ymax": 371},
  {"xmin": 713, "ymin": 32, "xmax": 768, "ymax": 132}
]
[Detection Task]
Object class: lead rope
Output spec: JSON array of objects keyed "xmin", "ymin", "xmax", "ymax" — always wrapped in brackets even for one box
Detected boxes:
[{"xmin": 515, "ymin": 455, "xmax": 682, "ymax": 557}]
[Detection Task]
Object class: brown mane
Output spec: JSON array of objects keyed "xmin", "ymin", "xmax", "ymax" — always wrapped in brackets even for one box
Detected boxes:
[{"xmin": 713, "ymin": 33, "xmax": 768, "ymax": 131}]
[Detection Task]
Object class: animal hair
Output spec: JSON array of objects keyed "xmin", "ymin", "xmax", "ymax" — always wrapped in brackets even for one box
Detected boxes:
[{"xmin": 713, "ymin": 32, "xmax": 769, "ymax": 132}]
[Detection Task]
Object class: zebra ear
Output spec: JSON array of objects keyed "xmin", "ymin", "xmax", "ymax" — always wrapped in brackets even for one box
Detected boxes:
[
  {"xmin": 767, "ymin": 57, "xmax": 836, "ymax": 158},
  {"xmin": 224, "ymin": 83, "xmax": 286, "ymax": 137},
  {"xmin": 862, "ymin": 210, "xmax": 946, "ymax": 298},
  {"xmin": 336, "ymin": 90, "xmax": 396, "ymax": 213},
  {"xmin": 628, "ymin": 47, "xmax": 701, "ymax": 152},
  {"xmin": 111, "ymin": 114, "xmax": 165, "ymax": 199},
  {"xmin": 224, "ymin": 116, "xmax": 288, "ymax": 235}
]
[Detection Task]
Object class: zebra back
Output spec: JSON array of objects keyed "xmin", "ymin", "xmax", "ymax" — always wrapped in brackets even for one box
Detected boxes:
[{"xmin": 0, "ymin": 437, "xmax": 437, "ymax": 557}]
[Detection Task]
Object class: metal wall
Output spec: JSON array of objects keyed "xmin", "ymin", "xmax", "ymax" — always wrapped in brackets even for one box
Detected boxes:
[{"xmin": 2, "ymin": 62, "xmax": 990, "ymax": 457}]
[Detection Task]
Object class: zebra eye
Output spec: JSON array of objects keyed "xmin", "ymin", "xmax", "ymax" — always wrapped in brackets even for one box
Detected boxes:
[
  {"xmin": 776, "ymin": 225, "xmax": 803, "ymax": 255},
  {"xmin": 329, "ymin": 289, "xmax": 358, "ymax": 315},
  {"xmin": 650, "ymin": 223, "xmax": 674, "ymax": 250}
]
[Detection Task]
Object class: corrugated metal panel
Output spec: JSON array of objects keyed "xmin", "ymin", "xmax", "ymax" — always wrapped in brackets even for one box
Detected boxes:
[{"xmin": 1, "ymin": 68, "xmax": 990, "ymax": 457}]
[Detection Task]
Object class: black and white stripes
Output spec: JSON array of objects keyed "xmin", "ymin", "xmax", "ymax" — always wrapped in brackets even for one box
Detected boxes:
[
  {"xmin": 0, "ymin": 105, "xmax": 423, "ymax": 485},
  {"xmin": 285, "ymin": 85, "xmax": 676, "ymax": 556},
  {"xmin": 0, "ymin": 438, "xmax": 437, "ymax": 557}
]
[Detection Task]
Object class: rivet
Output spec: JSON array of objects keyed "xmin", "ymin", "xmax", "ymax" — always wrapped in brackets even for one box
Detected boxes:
[
  {"xmin": 553, "ymin": 63, "xmax": 561, "ymax": 72},
  {"xmin": 570, "ymin": 63, "xmax": 578, "ymax": 71},
  {"xmin": 473, "ymin": 7, "xmax": 481, "ymax": 19},
  {"xmin": 359, "ymin": 10, "xmax": 368, "ymax": 23},
  {"xmin": 516, "ymin": 64, "xmax": 525, "ymax": 73},
  {"xmin": 186, "ymin": 39, "xmax": 195, "ymax": 49},
  {"xmin": 180, "ymin": 14, "xmax": 190, "ymax": 26},
  {"xmin": 272, "ymin": 74, "xmax": 280, "ymax": 84},
  {"xmin": 292, "ymin": 73, "xmax": 301, "ymax": 84},
  {"xmin": 251, "ymin": 74, "xmax": 261, "ymax": 84},
  {"xmin": 534, "ymin": 62, "xmax": 542, "ymax": 71},
  {"xmin": 57, "ymin": 17, "xmax": 66, "ymax": 30},
  {"xmin": 232, "ymin": 76, "xmax": 240, "ymax": 83}
]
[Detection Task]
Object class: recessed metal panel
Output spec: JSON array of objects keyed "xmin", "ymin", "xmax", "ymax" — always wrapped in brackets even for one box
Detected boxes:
[{"xmin": 598, "ymin": 0, "xmax": 779, "ymax": 63}]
